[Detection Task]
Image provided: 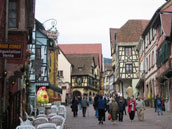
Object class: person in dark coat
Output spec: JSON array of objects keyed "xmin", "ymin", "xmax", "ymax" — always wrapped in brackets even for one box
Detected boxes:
[
  {"xmin": 71, "ymin": 96, "xmax": 79, "ymax": 117},
  {"xmin": 93, "ymin": 95, "xmax": 99, "ymax": 118},
  {"xmin": 97, "ymin": 96, "xmax": 106, "ymax": 124},
  {"xmin": 109, "ymin": 98, "xmax": 119, "ymax": 125},
  {"xmin": 118, "ymin": 96, "xmax": 125, "ymax": 122},
  {"xmin": 154, "ymin": 95, "xmax": 163, "ymax": 115}
]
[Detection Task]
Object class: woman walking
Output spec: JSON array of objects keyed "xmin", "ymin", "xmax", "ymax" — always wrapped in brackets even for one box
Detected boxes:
[
  {"xmin": 71, "ymin": 96, "xmax": 79, "ymax": 117},
  {"xmin": 128, "ymin": 97, "xmax": 136, "ymax": 121},
  {"xmin": 97, "ymin": 96, "xmax": 106, "ymax": 124},
  {"xmin": 109, "ymin": 98, "xmax": 119, "ymax": 125}
]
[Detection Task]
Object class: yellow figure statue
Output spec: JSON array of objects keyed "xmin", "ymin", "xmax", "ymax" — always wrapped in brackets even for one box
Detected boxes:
[
  {"xmin": 126, "ymin": 86, "xmax": 133, "ymax": 98},
  {"xmin": 37, "ymin": 86, "xmax": 49, "ymax": 105}
]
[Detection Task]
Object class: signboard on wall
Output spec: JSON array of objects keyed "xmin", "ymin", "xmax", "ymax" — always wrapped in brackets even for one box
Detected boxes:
[
  {"xmin": 0, "ymin": 43, "xmax": 23, "ymax": 59},
  {"xmin": 46, "ymin": 30, "xmax": 58, "ymax": 40}
]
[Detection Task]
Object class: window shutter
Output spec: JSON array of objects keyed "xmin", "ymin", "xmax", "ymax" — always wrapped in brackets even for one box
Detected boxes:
[
  {"xmin": 162, "ymin": 44, "xmax": 165, "ymax": 62},
  {"xmin": 165, "ymin": 42, "xmax": 169, "ymax": 60}
]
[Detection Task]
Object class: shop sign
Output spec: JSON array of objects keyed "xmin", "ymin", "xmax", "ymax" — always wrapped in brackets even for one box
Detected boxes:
[{"xmin": 0, "ymin": 43, "xmax": 23, "ymax": 59}]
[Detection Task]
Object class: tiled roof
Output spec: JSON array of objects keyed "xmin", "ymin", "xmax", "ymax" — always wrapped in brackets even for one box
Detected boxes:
[
  {"xmin": 161, "ymin": 13, "xmax": 172, "ymax": 37},
  {"xmin": 66, "ymin": 54, "xmax": 95, "ymax": 76},
  {"xmin": 116, "ymin": 20, "xmax": 149, "ymax": 43},
  {"xmin": 58, "ymin": 44, "xmax": 102, "ymax": 71}
]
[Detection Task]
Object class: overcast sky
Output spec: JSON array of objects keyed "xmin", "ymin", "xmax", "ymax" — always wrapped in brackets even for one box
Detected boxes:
[{"xmin": 35, "ymin": 0, "xmax": 166, "ymax": 58}]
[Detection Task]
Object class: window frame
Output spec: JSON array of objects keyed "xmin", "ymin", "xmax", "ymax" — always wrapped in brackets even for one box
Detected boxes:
[
  {"xmin": 8, "ymin": 0, "xmax": 19, "ymax": 28},
  {"xmin": 125, "ymin": 64, "xmax": 133, "ymax": 74},
  {"xmin": 152, "ymin": 51, "xmax": 154, "ymax": 67},
  {"xmin": 58, "ymin": 70, "xmax": 63, "ymax": 77},
  {"xmin": 77, "ymin": 77, "xmax": 83, "ymax": 84},
  {"xmin": 125, "ymin": 47, "xmax": 132, "ymax": 56}
]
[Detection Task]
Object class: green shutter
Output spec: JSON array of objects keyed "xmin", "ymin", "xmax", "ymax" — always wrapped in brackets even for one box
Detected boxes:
[
  {"xmin": 162, "ymin": 44, "xmax": 165, "ymax": 62},
  {"xmin": 166, "ymin": 42, "xmax": 169, "ymax": 60}
]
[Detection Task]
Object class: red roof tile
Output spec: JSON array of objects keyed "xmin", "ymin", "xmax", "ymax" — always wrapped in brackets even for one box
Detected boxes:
[
  {"xmin": 58, "ymin": 44, "xmax": 103, "ymax": 72},
  {"xmin": 116, "ymin": 20, "xmax": 149, "ymax": 43}
]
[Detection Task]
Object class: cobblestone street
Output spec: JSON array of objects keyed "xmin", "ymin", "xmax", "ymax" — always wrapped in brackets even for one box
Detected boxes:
[{"xmin": 66, "ymin": 105, "xmax": 172, "ymax": 129}]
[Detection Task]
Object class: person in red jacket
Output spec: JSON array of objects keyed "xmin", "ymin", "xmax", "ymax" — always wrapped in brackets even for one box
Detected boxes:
[{"xmin": 128, "ymin": 97, "xmax": 136, "ymax": 121}]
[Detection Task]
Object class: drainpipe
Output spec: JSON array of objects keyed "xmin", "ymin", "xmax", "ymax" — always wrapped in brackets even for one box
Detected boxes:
[
  {"xmin": 1, "ymin": 0, "xmax": 8, "ymax": 129},
  {"xmin": 3, "ymin": 0, "xmax": 8, "ymax": 112}
]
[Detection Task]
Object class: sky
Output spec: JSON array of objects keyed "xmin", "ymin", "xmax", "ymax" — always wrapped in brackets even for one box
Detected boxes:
[{"xmin": 35, "ymin": 0, "xmax": 166, "ymax": 58}]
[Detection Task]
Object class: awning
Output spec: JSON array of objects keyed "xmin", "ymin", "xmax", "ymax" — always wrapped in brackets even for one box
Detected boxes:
[
  {"xmin": 136, "ymin": 78, "xmax": 144, "ymax": 88},
  {"xmin": 49, "ymin": 84, "xmax": 62, "ymax": 94}
]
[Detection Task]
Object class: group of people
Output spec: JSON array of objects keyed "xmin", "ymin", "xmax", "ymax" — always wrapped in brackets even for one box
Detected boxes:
[
  {"xmin": 93, "ymin": 94, "xmax": 145, "ymax": 125},
  {"xmin": 70, "ymin": 95, "xmax": 89, "ymax": 117},
  {"xmin": 70, "ymin": 93, "xmax": 166, "ymax": 125}
]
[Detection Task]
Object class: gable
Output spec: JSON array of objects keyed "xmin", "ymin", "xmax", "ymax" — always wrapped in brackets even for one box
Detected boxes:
[{"xmin": 161, "ymin": 1, "xmax": 172, "ymax": 12}]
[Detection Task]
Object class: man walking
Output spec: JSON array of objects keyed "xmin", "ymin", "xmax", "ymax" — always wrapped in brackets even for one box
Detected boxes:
[
  {"xmin": 155, "ymin": 95, "xmax": 163, "ymax": 115},
  {"xmin": 81, "ymin": 96, "xmax": 89, "ymax": 117},
  {"xmin": 136, "ymin": 96, "xmax": 145, "ymax": 121}
]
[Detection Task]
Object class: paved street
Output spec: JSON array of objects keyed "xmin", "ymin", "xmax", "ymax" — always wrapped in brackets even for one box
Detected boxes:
[{"xmin": 66, "ymin": 105, "xmax": 172, "ymax": 129}]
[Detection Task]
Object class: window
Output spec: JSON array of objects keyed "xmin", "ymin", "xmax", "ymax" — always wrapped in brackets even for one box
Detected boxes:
[
  {"xmin": 147, "ymin": 32, "xmax": 150, "ymax": 45},
  {"xmin": 158, "ymin": 25, "xmax": 163, "ymax": 37},
  {"xmin": 150, "ymin": 29, "xmax": 153, "ymax": 42},
  {"xmin": 153, "ymin": 28, "xmax": 156, "ymax": 38},
  {"xmin": 36, "ymin": 47, "xmax": 41, "ymax": 59},
  {"xmin": 77, "ymin": 77, "xmax": 83, "ymax": 84},
  {"xmin": 152, "ymin": 51, "xmax": 154, "ymax": 66},
  {"xmin": 125, "ymin": 47, "xmax": 132, "ymax": 56},
  {"xmin": 8, "ymin": 0, "xmax": 17, "ymax": 28},
  {"xmin": 145, "ymin": 36, "xmax": 147, "ymax": 48},
  {"xmin": 149, "ymin": 54, "xmax": 151, "ymax": 70},
  {"xmin": 58, "ymin": 70, "xmax": 63, "ymax": 77},
  {"xmin": 146, "ymin": 58, "xmax": 148, "ymax": 72},
  {"xmin": 126, "ymin": 64, "xmax": 132, "ymax": 73},
  {"xmin": 78, "ymin": 67, "xmax": 83, "ymax": 72}
]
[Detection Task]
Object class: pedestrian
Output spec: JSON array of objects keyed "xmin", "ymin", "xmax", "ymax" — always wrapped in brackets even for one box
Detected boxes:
[
  {"xmin": 78, "ymin": 96, "xmax": 82, "ymax": 110},
  {"xmin": 136, "ymin": 96, "xmax": 145, "ymax": 121},
  {"xmin": 81, "ymin": 95, "xmax": 89, "ymax": 117},
  {"xmin": 128, "ymin": 97, "xmax": 136, "ymax": 121},
  {"xmin": 154, "ymin": 95, "xmax": 163, "ymax": 115},
  {"xmin": 118, "ymin": 96, "xmax": 125, "ymax": 122},
  {"xmin": 97, "ymin": 95, "xmax": 106, "ymax": 124},
  {"xmin": 161, "ymin": 96, "xmax": 165, "ymax": 111},
  {"xmin": 89, "ymin": 96, "xmax": 92, "ymax": 104},
  {"xmin": 123, "ymin": 97, "xmax": 127, "ymax": 115},
  {"xmin": 71, "ymin": 96, "xmax": 79, "ymax": 117},
  {"xmin": 109, "ymin": 98, "xmax": 119, "ymax": 125},
  {"xmin": 93, "ymin": 95, "xmax": 99, "ymax": 118}
]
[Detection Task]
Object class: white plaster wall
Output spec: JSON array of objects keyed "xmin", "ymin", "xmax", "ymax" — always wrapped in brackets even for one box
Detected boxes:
[
  {"xmin": 58, "ymin": 50, "xmax": 72, "ymax": 103},
  {"xmin": 58, "ymin": 50, "xmax": 71, "ymax": 83}
]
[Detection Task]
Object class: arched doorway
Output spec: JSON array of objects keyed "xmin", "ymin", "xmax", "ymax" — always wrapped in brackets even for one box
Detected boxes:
[{"xmin": 73, "ymin": 90, "xmax": 81, "ymax": 97}]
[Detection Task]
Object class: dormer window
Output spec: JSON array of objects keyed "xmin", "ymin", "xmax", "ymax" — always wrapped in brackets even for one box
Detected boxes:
[{"xmin": 78, "ymin": 67, "xmax": 83, "ymax": 72}]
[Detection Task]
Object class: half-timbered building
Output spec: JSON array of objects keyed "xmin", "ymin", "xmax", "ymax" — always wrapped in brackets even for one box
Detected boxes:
[
  {"xmin": 58, "ymin": 44, "xmax": 103, "ymax": 96},
  {"xmin": 110, "ymin": 20, "xmax": 149, "ymax": 98},
  {"xmin": 66, "ymin": 54, "xmax": 99, "ymax": 97}
]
